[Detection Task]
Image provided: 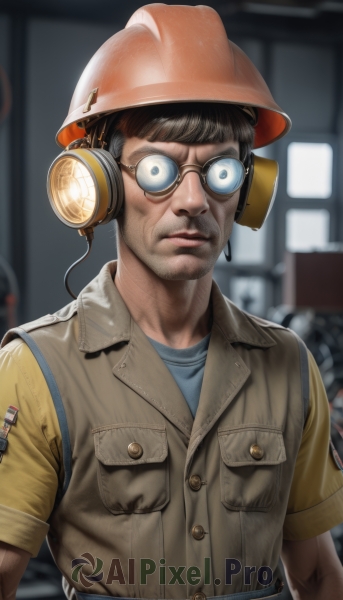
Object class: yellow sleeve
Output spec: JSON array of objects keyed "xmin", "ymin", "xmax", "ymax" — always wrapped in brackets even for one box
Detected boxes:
[
  {"xmin": 284, "ymin": 350, "xmax": 343, "ymax": 541},
  {"xmin": 0, "ymin": 338, "xmax": 63, "ymax": 556}
]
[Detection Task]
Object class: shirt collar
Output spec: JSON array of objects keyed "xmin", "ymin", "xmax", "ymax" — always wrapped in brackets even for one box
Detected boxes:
[
  {"xmin": 77, "ymin": 261, "xmax": 276, "ymax": 353},
  {"xmin": 77, "ymin": 261, "xmax": 131, "ymax": 353}
]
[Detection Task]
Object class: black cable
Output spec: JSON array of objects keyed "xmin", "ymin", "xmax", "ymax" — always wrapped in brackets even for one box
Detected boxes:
[
  {"xmin": 64, "ymin": 233, "xmax": 93, "ymax": 300},
  {"xmin": 224, "ymin": 239, "xmax": 232, "ymax": 262}
]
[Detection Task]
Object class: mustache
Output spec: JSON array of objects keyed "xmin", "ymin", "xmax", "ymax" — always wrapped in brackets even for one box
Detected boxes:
[{"xmin": 156, "ymin": 216, "xmax": 218, "ymax": 239}]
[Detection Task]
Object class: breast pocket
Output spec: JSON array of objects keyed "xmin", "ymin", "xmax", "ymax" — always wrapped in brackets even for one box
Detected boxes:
[
  {"xmin": 93, "ymin": 423, "xmax": 169, "ymax": 515},
  {"xmin": 218, "ymin": 425, "xmax": 286, "ymax": 512}
]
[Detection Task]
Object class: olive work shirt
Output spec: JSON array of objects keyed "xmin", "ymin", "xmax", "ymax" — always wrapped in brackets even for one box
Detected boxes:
[{"xmin": 0, "ymin": 261, "xmax": 342, "ymax": 598}]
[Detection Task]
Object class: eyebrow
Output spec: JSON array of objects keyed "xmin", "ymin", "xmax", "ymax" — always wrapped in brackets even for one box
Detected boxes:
[
  {"xmin": 214, "ymin": 147, "xmax": 240, "ymax": 159},
  {"xmin": 126, "ymin": 145, "xmax": 240, "ymax": 164}
]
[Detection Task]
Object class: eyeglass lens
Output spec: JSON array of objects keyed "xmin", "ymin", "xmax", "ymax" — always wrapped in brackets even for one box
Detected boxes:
[
  {"xmin": 136, "ymin": 155, "xmax": 179, "ymax": 193},
  {"xmin": 135, "ymin": 154, "xmax": 245, "ymax": 197},
  {"xmin": 206, "ymin": 157, "xmax": 245, "ymax": 195}
]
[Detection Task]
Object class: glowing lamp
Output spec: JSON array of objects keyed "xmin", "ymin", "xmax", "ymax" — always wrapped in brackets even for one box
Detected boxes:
[{"xmin": 47, "ymin": 149, "xmax": 115, "ymax": 230}]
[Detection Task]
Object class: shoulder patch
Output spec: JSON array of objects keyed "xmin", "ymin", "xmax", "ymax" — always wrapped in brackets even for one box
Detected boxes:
[{"xmin": 0, "ymin": 405, "xmax": 19, "ymax": 463}]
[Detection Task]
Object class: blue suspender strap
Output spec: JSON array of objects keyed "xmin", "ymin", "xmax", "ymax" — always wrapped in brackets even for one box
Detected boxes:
[
  {"xmin": 75, "ymin": 583, "xmax": 281, "ymax": 600},
  {"xmin": 16, "ymin": 329, "xmax": 72, "ymax": 498}
]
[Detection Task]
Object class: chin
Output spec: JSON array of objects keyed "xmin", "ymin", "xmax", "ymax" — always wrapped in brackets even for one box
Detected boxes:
[{"xmin": 147, "ymin": 255, "xmax": 216, "ymax": 281}]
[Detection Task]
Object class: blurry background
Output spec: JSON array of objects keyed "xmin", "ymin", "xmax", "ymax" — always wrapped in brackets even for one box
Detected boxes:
[
  {"xmin": 0, "ymin": 0, "xmax": 343, "ymax": 598},
  {"xmin": 0, "ymin": 0, "xmax": 343, "ymax": 321}
]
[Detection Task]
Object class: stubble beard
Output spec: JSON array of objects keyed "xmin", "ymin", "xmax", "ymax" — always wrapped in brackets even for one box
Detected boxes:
[{"xmin": 117, "ymin": 219, "xmax": 222, "ymax": 282}]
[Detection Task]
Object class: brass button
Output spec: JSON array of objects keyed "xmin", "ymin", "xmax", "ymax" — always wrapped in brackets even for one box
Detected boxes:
[
  {"xmin": 249, "ymin": 444, "xmax": 264, "ymax": 460},
  {"xmin": 127, "ymin": 442, "xmax": 143, "ymax": 459},
  {"xmin": 191, "ymin": 524, "xmax": 205, "ymax": 540},
  {"xmin": 193, "ymin": 593, "xmax": 206, "ymax": 600},
  {"xmin": 189, "ymin": 474, "xmax": 202, "ymax": 491}
]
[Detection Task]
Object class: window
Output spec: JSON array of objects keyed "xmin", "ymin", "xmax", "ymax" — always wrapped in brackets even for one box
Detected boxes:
[
  {"xmin": 287, "ymin": 142, "xmax": 333, "ymax": 199},
  {"xmin": 286, "ymin": 209, "xmax": 330, "ymax": 251},
  {"xmin": 231, "ymin": 223, "xmax": 267, "ymax": 265}
]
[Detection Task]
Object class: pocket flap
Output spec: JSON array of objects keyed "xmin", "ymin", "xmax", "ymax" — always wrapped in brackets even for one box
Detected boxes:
[
  {"xmin": 93, "ymin": 423, "xmax": 168, "ymax": 466},
  {"xmin": 218, "ymin": 425, "xmax": 286, "ymax": 467}
]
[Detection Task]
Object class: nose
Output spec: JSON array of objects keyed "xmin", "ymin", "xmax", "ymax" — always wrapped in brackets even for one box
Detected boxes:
[{"xmin": 170, "ymin": 171, "xmax": 209, "ymax": 217}]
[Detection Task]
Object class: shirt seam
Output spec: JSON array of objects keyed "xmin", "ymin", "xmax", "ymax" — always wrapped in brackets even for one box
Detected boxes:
[{"xmin": 286, "ymin": 481, "xmax": 343, "ymax": 516}]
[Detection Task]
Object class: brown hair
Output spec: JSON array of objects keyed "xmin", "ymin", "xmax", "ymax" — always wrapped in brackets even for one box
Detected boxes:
[{"xmin": 102, "ymin": 103, "xmax": 255, "ymax": 161}]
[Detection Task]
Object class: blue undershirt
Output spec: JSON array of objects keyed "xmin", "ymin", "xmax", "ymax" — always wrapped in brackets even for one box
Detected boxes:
[{"xmin": 148, "ymin": 334, "xmax": 211, "ymax": 417}]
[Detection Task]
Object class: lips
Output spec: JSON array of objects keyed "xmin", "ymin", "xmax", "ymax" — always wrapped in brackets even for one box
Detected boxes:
[
  {"xmin": 165, "ymin": 231, "xmax": 210, "ymax": 247},
  {"xmin": 167, "ymin": 231, "xmax": 209, "ymax": 240}
]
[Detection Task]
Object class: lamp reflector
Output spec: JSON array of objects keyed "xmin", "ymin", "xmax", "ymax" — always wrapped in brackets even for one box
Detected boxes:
[{"xmin": 49, "ymin": 156, "xmax": 97, "ymax": 226}]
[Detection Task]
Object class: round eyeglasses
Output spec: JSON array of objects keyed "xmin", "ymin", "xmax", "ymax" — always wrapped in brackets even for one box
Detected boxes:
[{"xmin": 120, "ymin": 154, "xmax": 249, "ymax": 200}]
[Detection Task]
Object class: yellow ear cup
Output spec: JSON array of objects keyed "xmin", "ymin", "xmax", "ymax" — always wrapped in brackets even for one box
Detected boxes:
[
  {"xmin": 47, "ymin": 148, "xmax": 124, "ymax": 230},
  {"xmin": 235, "ymin": 154, "xmax": 279, "ymax": 230}
]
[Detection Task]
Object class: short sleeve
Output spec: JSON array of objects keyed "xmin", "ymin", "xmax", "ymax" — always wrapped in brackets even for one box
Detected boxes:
[
  {"xmin": 0, "ymin": 339, "xmax": 63, "ymax": 556},
  {"xmin": 284, "ymin": 350, "xmax": 343, "ymax": 540}
]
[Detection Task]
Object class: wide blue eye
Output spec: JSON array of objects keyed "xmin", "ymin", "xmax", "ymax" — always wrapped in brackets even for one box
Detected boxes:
[
  {"xmin": 136, "ymin": 155, "xmax": 179, "ymax": 193},
  {"xmin": 206, "ymin": 158, "xmax": 245, "ymax": 195}
]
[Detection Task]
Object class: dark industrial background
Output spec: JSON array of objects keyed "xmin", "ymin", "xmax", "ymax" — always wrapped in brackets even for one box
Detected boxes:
[
  {"xmin": 0, "ymin": 0, "xmax": 343, "ymax": 322},
  {"xmin": 0, "ymin": 1, "xmax": 343, "ymax": 599}
]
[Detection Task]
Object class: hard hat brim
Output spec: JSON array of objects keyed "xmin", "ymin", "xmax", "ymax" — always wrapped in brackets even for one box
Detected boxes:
[
  {"xmin": 56, "ymin": 5, "xmax": 291, "ymax": 149},
  {"xmin": 57, "ymin": 94, "xmax": 290, "ymax": 150}
]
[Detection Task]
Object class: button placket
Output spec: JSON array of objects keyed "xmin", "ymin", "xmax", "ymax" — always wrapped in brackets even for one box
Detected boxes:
[{"xmin": 184, "ymin": 447, "xmax": 214, "ymax": 599}]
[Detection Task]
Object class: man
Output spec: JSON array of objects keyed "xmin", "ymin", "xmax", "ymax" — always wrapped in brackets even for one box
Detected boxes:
[{"xmin": 0, "ymin": 4, "xmax": 343, "ymax": 600}]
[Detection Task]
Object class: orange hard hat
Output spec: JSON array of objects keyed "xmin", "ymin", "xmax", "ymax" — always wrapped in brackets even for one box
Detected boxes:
[{"xmin": 56, "ymin": 3, "xmax": 291, "ymax": 149}]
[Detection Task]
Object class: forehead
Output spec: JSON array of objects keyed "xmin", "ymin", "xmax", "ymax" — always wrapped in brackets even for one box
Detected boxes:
[{"xmin": 121, "ymin": 136, "xmax": 240, "ymax": 164}]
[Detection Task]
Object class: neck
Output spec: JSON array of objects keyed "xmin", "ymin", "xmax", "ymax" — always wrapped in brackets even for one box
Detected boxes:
[{"xmin": 114, "ymin": 249, "xmax": 213, "ymax": 350}]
